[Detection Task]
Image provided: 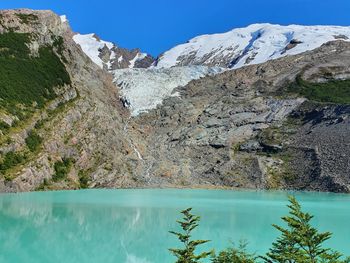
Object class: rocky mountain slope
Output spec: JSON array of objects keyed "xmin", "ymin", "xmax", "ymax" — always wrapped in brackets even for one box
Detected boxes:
[
  {"xmin": 130, "ymin": 40, "xmax": 350, "ymax": 192},
  {"xmin": 1, "ymin": 10, "xmax": 350, "ymax": 193},
  {"xmin": 0, "ymin": 9, "xmax": 143, "ymax": 192}
]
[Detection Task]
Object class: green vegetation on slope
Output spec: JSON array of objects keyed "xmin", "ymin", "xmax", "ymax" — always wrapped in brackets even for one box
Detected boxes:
[
  {"xmin": 256, "ymin": 120, "xmax": 299, "ymax": 189},
  {"xmin": 53, "ymin": 36, "xmax": 67, "ymax": 63},
  {"xmin": 0, "ymin": 151, "xmax": 26, "ymax": 174},
  {"xmin": 289, "ymin": 76, "xmax": 350, "ymax": 104},
  {"xmin": 0, "ymin": 120, "xmax": 10, "ymax": 133},
  {"xmin": 0, "ymin": 31, "xmax": 72, "ymax": 179},
  {"xmin": 53, "ymin": 158, "xmax": 73, "ymax": 182},
  {"xmin": 78, "ymin": 170, "xmax": 90, "ymax": 189},
  {"xmin": 25, "ymin": 130, "xmax": 43, "ymax": 152},
  {"xmin": 15, "ymin": 13, "xmax": 38, "ymax": 24},
  {"xmin": 0, "ymin": 32, "xmax": 71, "ymax": 110},
  {"xmin": 170, "ymin": 197, "xmax": 350, "ymax": 263}
]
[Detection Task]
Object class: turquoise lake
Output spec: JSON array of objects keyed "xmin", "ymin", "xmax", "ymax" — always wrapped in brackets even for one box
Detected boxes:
[{"xmin": 0, "ymin": 189, "xmax": 349, "ymax": 263}]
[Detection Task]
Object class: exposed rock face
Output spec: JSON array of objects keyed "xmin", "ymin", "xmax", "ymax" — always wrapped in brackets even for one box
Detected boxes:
[
  {"xmin": 0, "ymin": 9, "xmax": 143, "ymax": 192},
  {"xmin": 110, "ymin": 46, "xmax": 154, "ymax": 70},
  {"xmin": 128, "ymin": 41, "xmax": 350, "ymax": 192},
  {"xmin": 283, "ymin": 103, "xmax": 350, "ymax": 192}
]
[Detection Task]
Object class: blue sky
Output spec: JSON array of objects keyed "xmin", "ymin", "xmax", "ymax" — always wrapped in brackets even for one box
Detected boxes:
[{"xmin": 0, "ymin": 0, "xmax": 349, "ymax": 56}]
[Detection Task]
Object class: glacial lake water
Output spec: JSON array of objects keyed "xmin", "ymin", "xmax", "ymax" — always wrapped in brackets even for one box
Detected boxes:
[{"xmin": 0, "ymin": 189, "xmax": 349, "ymax": 263}]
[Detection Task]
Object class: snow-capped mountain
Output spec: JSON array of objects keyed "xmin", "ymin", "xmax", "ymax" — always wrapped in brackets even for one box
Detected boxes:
[
  {"xmin": 73, "ymin": 33, "xmax": 154, "ymax": 70},
  {"xmin": 4, "ymin": 9, "xmax": 350, "ymax": 193},
  {"xmin": 155, "ymin": 23, "xmax": 350, "ymax": 68},
  {"xmin": 75, "ymin": 24, "xmax": 350, "ymax": 71},
  {"xmin": 74, "ymin": 33, "xmax": 224, "ymax": 115},
  {"xmin": 74, "ymin": 23, "xmax": 350, "ymax": 116}
]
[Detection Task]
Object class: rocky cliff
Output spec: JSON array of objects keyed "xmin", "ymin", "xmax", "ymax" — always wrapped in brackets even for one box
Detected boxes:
[
  {"xmin": 129, "ymin": 41, "xmax": 350, "ymax": 192},
  {"xmin": 1, "ymin": 10, "xmax": 350, "ymax": 193},
  {"xmin": 0, "ymin": 9, "xmax": 143, "ymax": 192}
]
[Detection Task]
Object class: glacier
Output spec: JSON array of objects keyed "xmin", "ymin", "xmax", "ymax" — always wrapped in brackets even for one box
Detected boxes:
[
  {"xmin": 113, "ymin": 66, "xmax": 223, "ymax": 116},
  {"xmin": 74, "ymin": 23, "xmax": 350, "ymax": 116}
]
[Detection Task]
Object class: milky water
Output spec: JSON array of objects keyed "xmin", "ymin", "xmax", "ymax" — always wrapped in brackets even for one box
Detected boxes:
[{"xmin": 0, "ymin": 189, "xmax": 349, "ymax": 263}]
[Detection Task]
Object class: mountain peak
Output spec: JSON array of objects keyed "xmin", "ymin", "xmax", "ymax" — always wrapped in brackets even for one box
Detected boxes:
[
  {"xmin": 154, "ymin": 23, "xmax": 350, "ymax": 68},
  {"xmin": 73, "ymin": 33, "xmax": 154, "ymax": 70}
]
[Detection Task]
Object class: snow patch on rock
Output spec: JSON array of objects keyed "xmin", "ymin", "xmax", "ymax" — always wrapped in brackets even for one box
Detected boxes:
[
  {"xmin": 129, "ymin": 53, "xmax": 147, "ymax": 68},
  {"xmin": 60, "ymin": 15, "xmax": 67, "ymax": 23},
  {"xmin": 73, "ymin": 33, "xmax": 114, "ymax": 68}
]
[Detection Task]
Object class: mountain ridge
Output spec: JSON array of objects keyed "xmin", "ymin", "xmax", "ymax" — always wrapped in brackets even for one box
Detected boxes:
[
  {"xmin": 74, "ymin": 23, "xmax": 350, "ymax": 71},
  {"xmin": 73, "ymin": 23, "xmax": 350, "ymax": 116},
  {"xmin": 73, "ymin": 33, "xmax": 154, "ymax": 71},
  {"xmin": 1, "ymin": 10, "xmax": 350, "ymax": 193},
  {"xmin": 154, "ymin": 23, "xmax": 350, "ymax": 68}
]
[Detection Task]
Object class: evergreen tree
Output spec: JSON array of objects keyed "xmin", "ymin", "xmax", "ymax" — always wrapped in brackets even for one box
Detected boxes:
[
  {"xmin": 261, "ymin": 196, "xmax": 350, "ymax": 263},
  {"xmin": 169, "ymin": 208, "xmax": 213, "ymax": 263},
  {"xmin": 211, "ymin": 241, "xmax": 256, "ymax": 263}
]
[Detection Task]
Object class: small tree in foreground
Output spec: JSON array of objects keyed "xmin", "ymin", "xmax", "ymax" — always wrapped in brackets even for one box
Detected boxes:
[
  {"xmin": 261, "ymin": 196, "xmax": 350, "ymax": 263},
  {"xmin": 211, "ymin": 240, "xmax": 256, "ymax": 263},
  {"xmin": 169, "ymin": 208, "xmax": 213, "ymax": 263}
]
